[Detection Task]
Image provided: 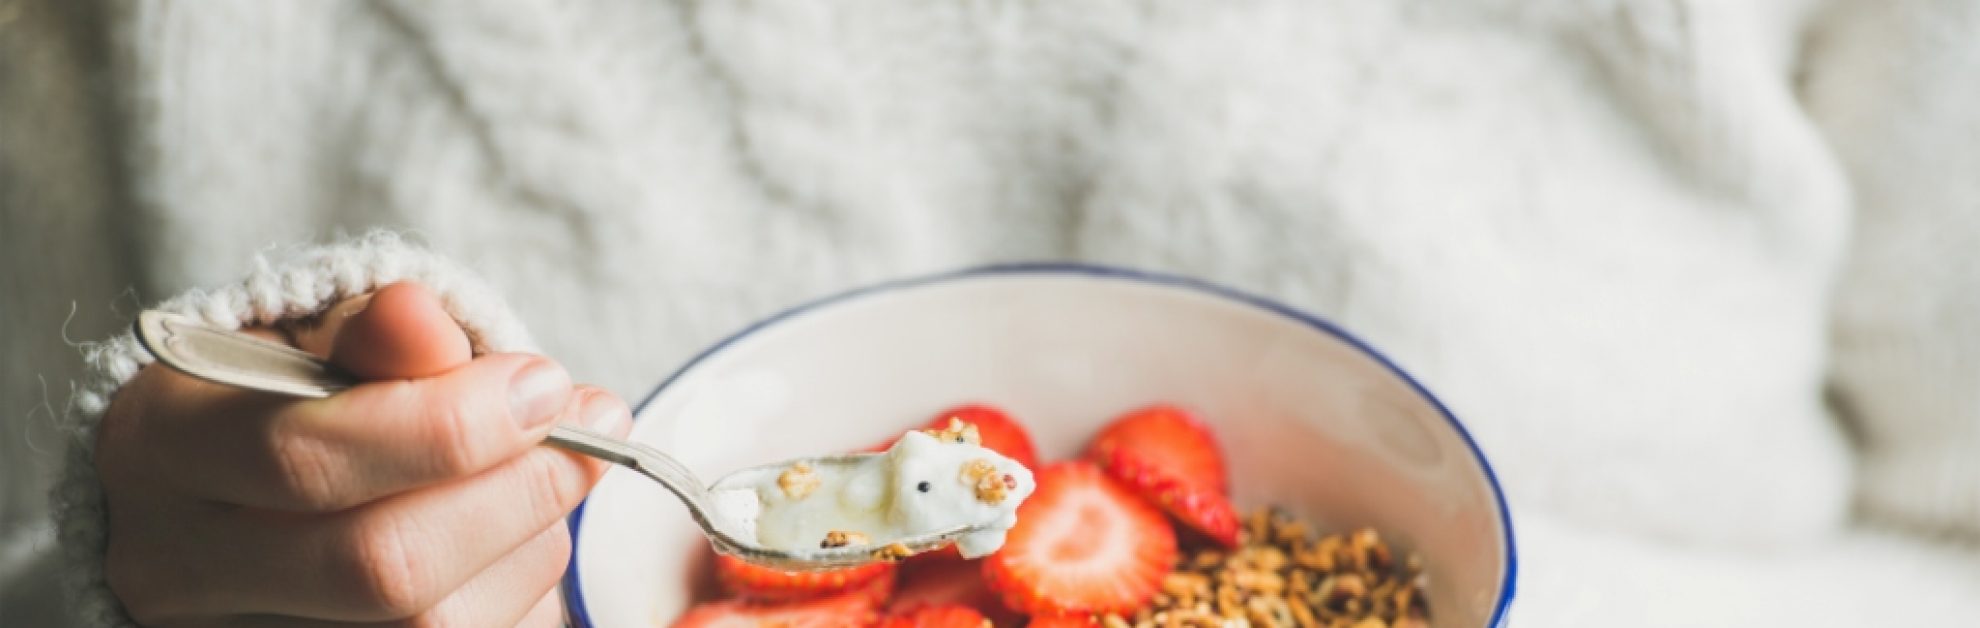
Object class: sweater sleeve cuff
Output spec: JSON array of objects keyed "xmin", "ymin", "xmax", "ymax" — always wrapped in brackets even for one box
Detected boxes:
[{"xmin": 51, "ymin": 232, "xmax": 534, "ymax": 626}]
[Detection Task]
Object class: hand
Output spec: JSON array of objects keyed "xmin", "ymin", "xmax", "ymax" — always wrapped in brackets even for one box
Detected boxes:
[{"xmin": 97, "ymin": 282, "xmax": 631, "ymax": 627}]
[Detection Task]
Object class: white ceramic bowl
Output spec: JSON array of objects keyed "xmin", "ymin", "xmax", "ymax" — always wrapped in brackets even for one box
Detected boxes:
[{"xmin": 565, "ymin": 265, "xmax": 1515, "ymax": 627}]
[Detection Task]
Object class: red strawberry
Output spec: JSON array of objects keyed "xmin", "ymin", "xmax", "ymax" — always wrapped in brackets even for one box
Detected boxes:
[
  {"xmin": 888, "ymin": 557, "xmax": 1023, "ymax": 626},
  {"xmin": 877, "ymin": 604, "xmax": 989, "ymax": 628},
  {"xmin": 981, "ymin": 462, "xmax": 1177, "ymax": 616},
  {"xmin": 715, "ymin": 553, "xmax": 898, "ymax": 601},
  {"xmin": 674, "ymin": 577, "xmax": 890, "ymax": 627},
  {"xmin": 872, "ymin": 405, "xmax": 1041, "ymax": 470},
  {"xmin": 1084, "ymin": 405, "xmax": 1240, "ymax": 547},
  {"xmin": 1026, "ymin": 615, "xmax": 1096, "ymax": 627}
]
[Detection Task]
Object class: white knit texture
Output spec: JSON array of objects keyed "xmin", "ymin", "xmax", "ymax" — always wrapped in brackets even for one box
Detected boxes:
[
  {"xmin": 52, "ymin": 233, "xmax": 531, "ymax": 626},
  {"xmin": 9, "ymin": 0, "xmax": 1980, "ymax": 625},
  {"xmin": 1803, "ymin": 0, "xmax": 1980, "ymax": 540}
]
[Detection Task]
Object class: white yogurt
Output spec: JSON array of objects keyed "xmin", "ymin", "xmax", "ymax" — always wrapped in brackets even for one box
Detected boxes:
[{"xmin": 739, "ymin": 429, "xmax": 1036, "ymax": 559}]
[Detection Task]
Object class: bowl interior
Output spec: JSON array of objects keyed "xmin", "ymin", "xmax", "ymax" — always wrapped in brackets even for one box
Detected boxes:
[{"xmin": 569, "ymin": 268, "xmax": 1513, "ymax": 627}]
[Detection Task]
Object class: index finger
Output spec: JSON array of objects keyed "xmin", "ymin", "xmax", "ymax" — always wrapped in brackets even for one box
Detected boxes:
[{"xmin": 131, "ymin": 352, "xmax": 575, "ymax": 512}]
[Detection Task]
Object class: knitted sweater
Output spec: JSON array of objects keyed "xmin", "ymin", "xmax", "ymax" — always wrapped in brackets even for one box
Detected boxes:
[{"xmin": 3, "ymin": 0, "xmax": 1978, "ymax": 625}]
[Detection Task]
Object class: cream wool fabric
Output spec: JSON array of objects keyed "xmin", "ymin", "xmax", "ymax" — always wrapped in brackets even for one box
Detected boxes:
[
  {"xmin": 1804, "ymin": 0, "xmax": 1980, "ymax": 539},
  {"xmin": 111, "ymin": 0, "xmax": 1860, "ymax": 547},
  {"xmin": 52, "ymin": 235, "xmax": 536, "ymax": 627},
  {"xmin": 3, "ymin": 0, "xmax": 1980, "ymax": 625}
]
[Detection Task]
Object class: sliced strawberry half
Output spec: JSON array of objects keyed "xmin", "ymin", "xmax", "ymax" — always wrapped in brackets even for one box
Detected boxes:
[
  {"xmin": 1084, "ymin": 405, "xmax": 1240, "ymax": 547},
  {"xmin": 877, "ymin": 603, "xmax": 989, "ymax": 628},
  {"xmin": 888, "ymin": 556, "xmax": 1023, "ymax": 626},
  {"xmin": 674, "ymin": 576, "xmax": 890, "ymax": 627},
  {"xmin": 714, "ymin": 553, "xmax": 898, "ymax": 602},
  {"xmin": 981, "ymin": 461, "xmax": 1177, "ymax": 616},
  {"xmin": 1026, "ymin": 615, "xmax": 1096, "ymax": 627}
]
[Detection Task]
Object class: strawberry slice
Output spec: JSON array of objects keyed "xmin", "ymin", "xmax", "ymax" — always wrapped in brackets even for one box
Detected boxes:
[
  {"xmin": 888, "ymin": 556, "xmax": 1023, "ymax": 626},
  {"xmin": 981, "ymin": 461, "xmax": 1177, "ymax": 616},
  {"xmin": 877, "ymin": 603, "xmax": 989, "ymax": 628},
  {"xmin": 1084, "ymin": 405, "xmax": 1240, "ymax": 547},
  {"xmin": 674, "ymin": 576, "xmax": 890, "ymax": 627},
  {"xmin": 714, "ymin": 554, "xmax": 898, "ymax": 601},
  {"xmin": 1026, "ymin": 615, "xmax": 1096, "ymax": 627}
]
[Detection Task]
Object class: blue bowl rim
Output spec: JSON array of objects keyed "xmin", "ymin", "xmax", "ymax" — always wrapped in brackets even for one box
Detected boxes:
[{"xmin": 562, "ymin": 262, "xmax": 1518, "ymax": 627}]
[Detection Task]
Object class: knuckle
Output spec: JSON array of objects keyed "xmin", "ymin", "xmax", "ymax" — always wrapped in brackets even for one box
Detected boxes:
[
  {"xmin": 342, "ymin": 514, "xmax": 436, "ymax": 618},
  {"xmin": 267, "ymin": 426, "xmax": 348, "ymax": 510},
  {"xmin": 534, "ymin": 527, "xmax": 573, "ymax": 587},
  {"xmin": 104, "ymin": 548, "xmax": 166, "ymax": 624},
  {"xmin": 421, "ymin": 385, "xmax": 486, "ymax": 478},
  {"xmin": 520, "ymin": 454, "xmax": 585, "ymax": 524},
  {"xmin": 394, "ymin": 607, "xmax": 472, "ymax": 628},
  {"xmin": 100, "ymin": 371, "xmax": 173, "ymax": 483}
]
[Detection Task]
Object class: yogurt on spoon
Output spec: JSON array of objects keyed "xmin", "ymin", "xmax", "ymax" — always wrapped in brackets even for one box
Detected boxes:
[{"xmin": 712, "ymin": 419, "xmax": 1038, "ymax": 560}]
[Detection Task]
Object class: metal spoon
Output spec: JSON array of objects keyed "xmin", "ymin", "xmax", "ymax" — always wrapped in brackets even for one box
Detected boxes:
[{"xmin": 132, "ymin": 309, "xmax": 975, "ymax": 571}]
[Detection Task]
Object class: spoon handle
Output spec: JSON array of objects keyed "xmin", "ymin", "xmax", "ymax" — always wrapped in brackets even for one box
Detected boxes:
[{"xmin": 130, "ymin": 310, "xmax": 706, "ymax": 500}]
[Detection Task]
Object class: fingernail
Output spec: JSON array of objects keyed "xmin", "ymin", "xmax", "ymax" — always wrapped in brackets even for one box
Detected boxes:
[
  {"xmin": 508, "ymin": 360, "xmax": 569, "ymax": 430},
  {"xmin": 583, "ymin": 394, "xmax": 632, "ymax": 438}
]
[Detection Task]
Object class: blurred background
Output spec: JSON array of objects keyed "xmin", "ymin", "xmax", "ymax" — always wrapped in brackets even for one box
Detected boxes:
[{"xmin": 4, "ymin": 0, "xmax": 1978, "ymax": 625}]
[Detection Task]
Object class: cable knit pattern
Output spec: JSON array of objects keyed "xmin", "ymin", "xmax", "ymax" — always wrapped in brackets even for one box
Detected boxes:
[
  {"xmin": 8, "ymin": 0, "xmax": 1980, "ymax": 625},
  {"xmin": 51, "ymin": 233, "xmax": 532, "ymax": 626}
]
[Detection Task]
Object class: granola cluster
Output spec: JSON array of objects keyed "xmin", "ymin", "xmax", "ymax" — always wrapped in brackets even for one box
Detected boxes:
[
  {"xmin": 1104, "ymin": 508, "xmax": 1429, "ymax": 628},
  {"xmin": 777, "ymin": 462, "xmax": 821, "ymax": 499},
  {"xmin": 872, "ymin": 542, "xmax": 915, "ymax": 562},
  {"xmin": 819, "ymin": 530, "xmax": 871, "ymax": 549},
  {"xmin": 923, "ymin": 417, "xmax": 984, "ymax": 445},
  {"xmin": 960, "ymin": 458, "xmax": 1016, "ymax": 504}
]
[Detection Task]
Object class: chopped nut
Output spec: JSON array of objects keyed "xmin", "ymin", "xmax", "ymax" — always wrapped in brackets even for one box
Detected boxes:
[
  {"xmin": 1328, "ymin": 574, "xmax": 1367, "ymax": 603},
  {"xmin": 1248, "ymin": 596, "xmax": 1296, "ymax": 627},
  {"xmin": 959, "ymin": 458, "xmax": 1011, "ymax": 504},
  {"xmin": 1233, "ymin": 569, "xmax": 1285, "ymax": 595},
  {"xmin": 1350, "ymin": 528, "xmax": 1391, "ymax": 571},
  {"xmin": 1102, "ymin": 614, "xmax": 1133, "ymax": 628},
  {"xmin": 819, "ymin": 530, "xmax": 870, "ymax": 548},
  {"xmin": 922, "ymin": 417, "xmax": 982, "ymax": 445},
  {"xmin": 1289, "ymin": 595, "xmax": 1322, "ymax": 628},
  {"xmin": 872, "ymin": 542, "xmax": 914, "ymax": 562},
  {"xmin": 1163, "ymin": 572, "xmax": 1211, "ymax": 606},
  {"xmin": 1215, "ymin": 584, "xmax": 1243, "ymax": 619},
  {"xmin": 1192, "ymin": 550, "xmax": 1227, "ymax": 571},
  {"xmin": 1295, "ymin": 536, "xmax": 1341, "ymax": 572},
  {"xmin": 1246, "ymin": 508, "xmax": 1274, "ymax": 543},
  {"xmin": 776, "ymin": 462, "xmax": 820, "ymax": 499},
  {"xmin": 1273, "ymin": 519, "xmax": 1310, "ymax": 546},
  {"xmin": 961, "ymin": 458, "xmax": 997, "ymax": 479}
]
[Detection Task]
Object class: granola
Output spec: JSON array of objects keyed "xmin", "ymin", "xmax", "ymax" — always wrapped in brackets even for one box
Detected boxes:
[
  {"xmin": 1106, "ymin": 507, "xmax": 1430, "ymax": 628},
  {"xmin": 922, "ymin": 416, "xmax": 984, "ymax": 446},
  {"xmin": 872, "ymin": 542, "xmax": 915, "ymax": 562},
  {"xmin": 960, "ymin": 457, "xmax": 1017, "ymax": 504},
  {"xmin": 777, "ymin": 461, "xmax": 821, "ymax": 499},
  {"xmin": 819, "ymin": 530, "xmax": 870, "ymax": 548}
]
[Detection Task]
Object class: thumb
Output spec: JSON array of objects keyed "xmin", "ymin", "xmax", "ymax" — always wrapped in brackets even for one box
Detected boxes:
[{"xmin": 291, "ymin": 281, "xmax": 473, "ymax": 379}]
